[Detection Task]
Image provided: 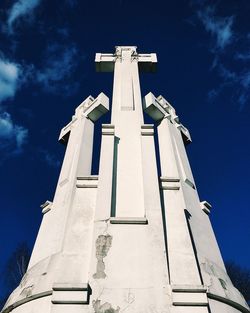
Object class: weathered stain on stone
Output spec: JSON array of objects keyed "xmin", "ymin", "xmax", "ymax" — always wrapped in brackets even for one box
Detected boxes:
[
  {"xmin": 124, "ymin": 289, "xmax": 135, "ymax": 304},
  {"xmin": 93, "ymin": 234, "xmax": 112, "ymax": 279},
  {"xmin": 93, "ymin": 299, "xmax": 120, "ymax": 313},
  {"xmin": 209, "ymin": 264, "xmax": 216, "ymax": 276},
  {"xmin": 20, "ymin": 285, "xmax": 34, "ymax": 297},
  {"xmin": 219, "ymin": 278, "xmax": 227, "ymax": 290}
]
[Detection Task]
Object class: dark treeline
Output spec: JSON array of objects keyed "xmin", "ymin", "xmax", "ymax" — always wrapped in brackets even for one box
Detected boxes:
[
  {"xmin": 0, "ymin": 242, "xmax": 30, "ymax": 310},
  {"xmin": 225, "ymin": 261, "xmax": 250, "ymax": 304}
]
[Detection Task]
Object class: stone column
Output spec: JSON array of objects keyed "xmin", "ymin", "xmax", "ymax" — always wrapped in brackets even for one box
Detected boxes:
[
  {"xmin": 96, "ymin": 46, "xmax": 157, "ymax": 219},
  {"xmin": 29, "ymin": 93, "xmax": 109, "ymax": 268}
]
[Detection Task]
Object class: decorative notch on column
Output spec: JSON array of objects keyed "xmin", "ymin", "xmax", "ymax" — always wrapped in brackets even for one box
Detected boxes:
[
  {"xmin": 141, "ymin": 124, "xmax": 154, "ymax": 136},
  {"xmin": 102, "ymin": 124, "xmax": 115, "ymax": 136},
  {"xmin": 110, "ymin": 217, "xmax": 148, "ymax": 224},
  {"xmin": 172, "ymin": 285, "xmax": 208, "ymax": 307},
  {"xmin": 59, "ymin": 92, "xmax": 109, "ymax": 144},
  {"xmin": 76, "ymin": 176, "xmax": 98, "ymax": 188},
  {"xmin": 52, "ymin": 283, "xmax": 91, "ymax": 305},
  {"xmin": 143, "ymin": 92, "xmax": 192, "ymax": 144},
  {"xmin": 40, "ymin": 200, "xmax": 53, "ymax": 214},
  {"xmin": 159, "ymin": 177, "xmax": 180, "ymax": 190},
  {"xmin": 200, "ymin": 201, "xmax": 212, "ymax": 215}
]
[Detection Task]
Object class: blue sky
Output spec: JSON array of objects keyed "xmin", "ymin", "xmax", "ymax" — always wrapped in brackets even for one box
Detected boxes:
[{"xmin": 0, "ymin": 0, "xmax": 249, "ymax": 296}]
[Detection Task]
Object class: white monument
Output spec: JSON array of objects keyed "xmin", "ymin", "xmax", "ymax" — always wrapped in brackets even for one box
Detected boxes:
[{"xmin": 2, "ymin": 46, "xmax": 249, "ymax": 313}]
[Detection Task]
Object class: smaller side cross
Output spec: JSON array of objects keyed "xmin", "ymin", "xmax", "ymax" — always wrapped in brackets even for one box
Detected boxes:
[
  {"xmin": 143, "ymin": 92, "xmax": 191, "ymax": 144},
  {"xmin": 59, "ymin": 92, "xmax": 109, "ymax": 144}
]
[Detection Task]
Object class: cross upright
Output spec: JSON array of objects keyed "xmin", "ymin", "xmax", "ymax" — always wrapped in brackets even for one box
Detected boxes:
[
  {"xmin": 96, "ymin": 46, "xmax": 157, "ymax": 121},
  {"xmin": 95, "ymin": 46, "xmax": 157, "ymax": 218}
]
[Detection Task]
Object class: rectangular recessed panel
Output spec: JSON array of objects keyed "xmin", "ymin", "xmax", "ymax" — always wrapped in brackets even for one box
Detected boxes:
[
  {"xmin": 52, "ymin": 283, "xmax": 90, "ymax": 305},
  {"xmin": 110, "ymin": 217, "xmax": 148, "ymax": 224},
  {"xmin": 173, "ymin": 292, "xmax": 208, "ymax": 306},
  {"xmin": 52, "ymin": 290, "xmax": 89, "ymax": 304}
]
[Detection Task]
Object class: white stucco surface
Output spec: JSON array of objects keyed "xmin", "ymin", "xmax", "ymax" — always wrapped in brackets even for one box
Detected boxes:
[{"xmin": 2, "ymin": 46, "xmax": 249, "ymax": 313}]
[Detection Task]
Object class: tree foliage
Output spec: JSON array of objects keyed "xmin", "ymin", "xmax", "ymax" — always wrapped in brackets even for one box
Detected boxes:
[
  {"xmin": 3, "ymin": 242, "xmax": 30, "ymax": 291},
  {"xmin": 0, "ymin": 242, "xmax": 30, "ymax": 310},
  {"xmin": 225, "ymin": 261, "xmax": 250, "ymax": 303}
]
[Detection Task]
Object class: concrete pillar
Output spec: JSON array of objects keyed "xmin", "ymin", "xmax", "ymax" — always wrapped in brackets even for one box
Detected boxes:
[
  {"xmin": 29, "ymin": 93, "xmax": 109, "ymax": 268},
  {"xmin": 143, "ymin": 92, "xmax": 249, "ymax": 313}
]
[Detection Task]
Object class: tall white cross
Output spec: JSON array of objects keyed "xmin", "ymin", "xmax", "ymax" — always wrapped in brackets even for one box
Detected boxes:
[
  {"xmin": 95, "ymin": 46, "xmax": 157, "ymax": 218},
  {"xmin": 96, "ymin": 46, "xmax": 157, "ymax": 120}
]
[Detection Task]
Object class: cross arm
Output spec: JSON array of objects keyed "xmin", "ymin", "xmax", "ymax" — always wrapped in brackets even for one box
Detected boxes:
[
  {"xmin": 138, "ymin": 53, "xmax": 157, "ymax": 72},
  {"xmin": 143, "ymin": 92, "xmax": 168, "ymax": 121},
  {"xmin": 82, "ymin": 92, "xmax": 109, "ymax": 122},
  {"xmin": 95, "ymin": 53, "xmax": 115, "ymax": 72},
  {"xmin": 143, "ymin": 92, "xmax": 192, "ymax": 144},
  {"xmin": 59, "ymin": 92, "xmax": 109, "ymax": 144},
  {"xmin": 95, "ymin": 52, "xmax": 157, "ymax": 73}
]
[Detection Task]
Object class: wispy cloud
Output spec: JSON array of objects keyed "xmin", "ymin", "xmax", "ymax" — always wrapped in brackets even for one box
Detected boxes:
[
  {"xmin": 36, "ymin": 43, "xmax": 80, "ymax": 95},
  {"xmin": 240, "ymin": 71, "xmax": 250, "ymax": 88},
  {"xmin": 65, "ymin": 0, "xmax": 78, "ymax": 8},
  {"xmin": 209, "ymin": 62, "xmax": 250, "ymax": 111},
  {"xmin": 0, "ymin": 112, "xmax": 28, "ymax": 156},
  {"xmin": 217, "ymin": 63, "xmax": 236, "ymax": 81},
  {"xmin": 57, "ymin": 27, "xmax": 70, "ymax": 38},
  {"xmin": 190, "ymin": 2, "xmax": 250, "ymax": 111},
  {"xmin": 0, "ymin": 41, "xmax": 81, "ymax": 103},
  {"xmin": 0, "ymin": 57, "xmax": 20, "ymax": 103},
  {"xmin": 235, "ymin": 52, "xmax": 250, "ymax": 61},
  {"xmin": 6, "ymin": 0, "xmax": 41, "ymax": 33},
  {"xmin": 0, "ymin": 1, "xmax": 79, "ymax": 162},
  {"xmin": 0, "ymin": 53, "xmax": 29, "ymax": 160},
  {"xmin": 39, "ymin": 149, "xmax": 60, "ymax": 168},
  {"xmin": 215, "ymin": 63, "xmax": 250, "ymax": 111},
  {"xmin": 197, "ymin": 6, "xmax": 234, "ymax": 51}
]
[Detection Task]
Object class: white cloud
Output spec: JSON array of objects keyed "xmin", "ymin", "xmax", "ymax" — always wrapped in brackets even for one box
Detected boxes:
[
  {"xmin": 0, "ymin": 58, "xmax": 20, "ymax": 102},
  {"xmin": 208, "ymin": 62, "xmax": 250, "ymax": 111},
  {"xmin": 36, "ymin": 43, "xmax": 80, "ymax": 95},
  {"xmin": 208, "ymin": 88, "xmax": 220, "ymax": 101},
  {"xmin": 0, "ymin": 112, "xmax": 28, "ymax": 155},
  {"xmin": 240, "ymin": 72, "xmax": 250, "ymax": 88},
  {"xmin": 0, "ymin": 55, "xmax": 28, "ymax": 159},
  {"xmin": 197, "ymin": 6, "xmax": 234, "ymax": 50},
  {"xmin": 238, "ymin": 93, "xmax": 248, "ymax": 111},
  {"xmin": 191, "ymin": 3, "xmax": 249, "ymax": 110},
  {"xmin": 0, "ymin": 42, "xmax": 80, "ymax": 101},
  {"xmin": 216, "ymin": 64, "xmax": 250, "ymax": 99},
  {"xmin": 217, "ymin": 63, "xmax": 236, "ymax": 81},
  {"xmin": 235, "ymin": 52, "xmax": 250, "ymax": 61},
  {"xmin": 7, "ymin": 0, "xmax": 41, "ymax": 33},
  {"xmin": 39, "ymin": 149, "xmax": 60, "ymax": 168}
]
